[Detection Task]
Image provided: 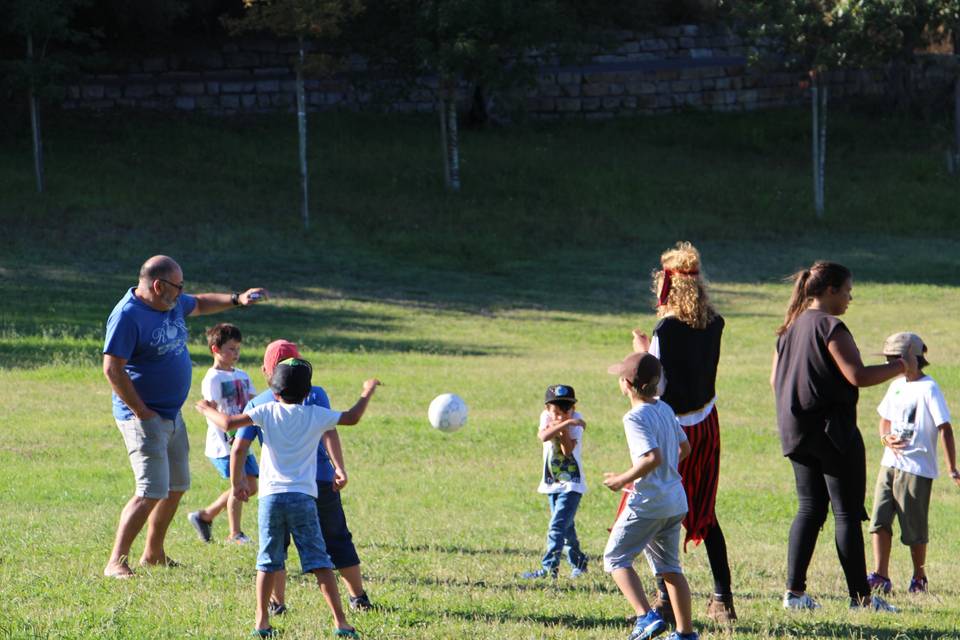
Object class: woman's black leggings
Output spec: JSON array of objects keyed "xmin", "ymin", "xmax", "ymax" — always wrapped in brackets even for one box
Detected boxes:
[{"xmin": 786, "ymin": 431, "xmax": 869, "ymax": 602}]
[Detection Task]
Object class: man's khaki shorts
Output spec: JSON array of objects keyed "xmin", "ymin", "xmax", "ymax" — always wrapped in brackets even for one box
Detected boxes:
[{"xmin": 116, "ymin": 413, "xmax": 190, "ymax": 499}]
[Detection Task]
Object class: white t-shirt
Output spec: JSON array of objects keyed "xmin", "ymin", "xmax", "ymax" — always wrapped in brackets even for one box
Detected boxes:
[
  {"xmin": 245, "ymin": 402, "xmax": 342, "ymax": 497},
  {"xmin": 537, "ymin": 410, "xmax": 587, "ymax": 494},
  {"xmin": 623, "ymin": 400, "xmax": 688, "ymax": 519},
  {"xmin": 878, "ymin": 375, "xmax": 951, "ymax": 479},
  {"xmin": 202, "ymin": 367, "xmax": 256, "ymax": 458}
]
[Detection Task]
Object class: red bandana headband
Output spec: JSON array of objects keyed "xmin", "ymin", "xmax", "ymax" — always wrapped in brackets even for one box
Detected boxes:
[{"xmin": 658, "ymin": 268, "xmax": 700, "ymax": 306}]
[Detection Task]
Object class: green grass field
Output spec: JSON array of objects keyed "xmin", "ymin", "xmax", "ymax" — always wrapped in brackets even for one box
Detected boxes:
[{"xmin": 1, "ymin": 108, "xmax": 959, "ymax": 639}]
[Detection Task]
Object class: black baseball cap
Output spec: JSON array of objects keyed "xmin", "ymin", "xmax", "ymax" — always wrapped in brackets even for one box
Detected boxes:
[
  {"xmin": 545, "ymin": 384, "xmax": 577, "ymax": 406},
  {"xmin": 270, "ymin": 357, "xmax": 313, "ymax": 402}
]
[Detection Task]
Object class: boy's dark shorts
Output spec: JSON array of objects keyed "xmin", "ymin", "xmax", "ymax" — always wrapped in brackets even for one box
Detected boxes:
[
  {"xmin": 285, "ymin": 480, "xmax": 361, "ymax": 569},
  {"xmin": 869, "ymin": 466, "xmax": 932, "ymax": 545}
]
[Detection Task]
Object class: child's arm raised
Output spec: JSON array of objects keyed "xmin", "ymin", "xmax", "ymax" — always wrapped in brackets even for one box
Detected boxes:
[
  {"xmin": 195, "ymin": 399, "xmax": 254, "ymax": 432},
  {"xmin": 938, "ymin": 422, "xmax": 960, "ymax": 488},
  {"xmin": 603, "ymin": 449, "xmax": 662, "ymax": 491},
  {"xmin": 338, "ymin": 379, "xmax": 381, "ymax": 425}
]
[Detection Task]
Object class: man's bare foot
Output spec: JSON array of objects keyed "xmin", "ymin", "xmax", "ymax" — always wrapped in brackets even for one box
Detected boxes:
[
  {"xmin": 104, "ymin": 559, "xmax": 135, "ymax": 578},
  {"xmin": 139, "ymin": 555, "xmax": 181, "ymax": 568}
]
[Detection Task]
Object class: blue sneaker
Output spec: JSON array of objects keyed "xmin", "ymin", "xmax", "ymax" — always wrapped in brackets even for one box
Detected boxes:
[
  {"xmin": 570, "ymin": 566, "xmax": 587, "ymax": 578},
  {"xmin": 665, "ymin": 633, "xmax": 699, "ymax": 640},
  {"xmin": 628, "ymin": 609, "xmax": 666, "ymax": 640},
  {"xmin": 521, "ymin": 568, "xmax": 557, "ymax": 579}
]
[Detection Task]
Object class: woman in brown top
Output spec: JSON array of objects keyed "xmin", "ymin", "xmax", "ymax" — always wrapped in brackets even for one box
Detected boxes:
[{"xmin": 772, "ymin": 261, "xmax": 916, "ymax": 611}]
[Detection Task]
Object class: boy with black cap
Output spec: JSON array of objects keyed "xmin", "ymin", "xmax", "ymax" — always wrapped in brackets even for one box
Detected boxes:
[
  {"xmin": 603, "ymin": 352, "xmax": 697, "ymax": 640},
  {"xmin": 521, "ymin": 384, "xmax": 589, "ymax": 579},
  {"xmin": 867, "ymin": 332, "xmax": 957, "ymax": 596},
  {"xmin": 195, "ymin": 358, "xmax": 380, "ymax": 638}
]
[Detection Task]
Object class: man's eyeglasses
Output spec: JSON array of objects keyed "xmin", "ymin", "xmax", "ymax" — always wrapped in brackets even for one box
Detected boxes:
[{"xmin": 158, "ymin": 278, "xmax": 184, "ymax": 292}]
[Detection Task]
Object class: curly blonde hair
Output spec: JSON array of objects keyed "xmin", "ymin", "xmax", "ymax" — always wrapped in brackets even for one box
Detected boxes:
[{"xmin": 652, "ymin": 241, "xmax": 717, "ymax": 329}]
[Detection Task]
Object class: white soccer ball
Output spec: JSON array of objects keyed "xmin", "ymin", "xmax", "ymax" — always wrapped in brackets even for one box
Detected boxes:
[{"xmin": 428, "ymin": 393, "xmax": 468, "ymax": 433}]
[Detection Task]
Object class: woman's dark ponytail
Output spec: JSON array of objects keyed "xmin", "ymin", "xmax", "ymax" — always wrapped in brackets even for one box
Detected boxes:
[{"xmin": 776, "ymin": 262, "xmax": 851, "ymax": 335}]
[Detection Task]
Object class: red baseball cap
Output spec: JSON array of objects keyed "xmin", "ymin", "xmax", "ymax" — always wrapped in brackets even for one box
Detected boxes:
[{"xmin": 263, "ymin": 339, "xmax": 301, "ymax": 377}]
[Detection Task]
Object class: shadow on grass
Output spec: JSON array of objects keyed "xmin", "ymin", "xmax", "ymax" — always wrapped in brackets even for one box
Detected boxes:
[
  {"xmin": 730, "ymin": 619, "xmax": 959, "ymax": 639},
  {"xmin": 375, "ymin": 572, "xmax": 622, "ymax": 595},
  {"xmin": 369, "ymin": 542, "xmax": 534, "ymax": 557}
]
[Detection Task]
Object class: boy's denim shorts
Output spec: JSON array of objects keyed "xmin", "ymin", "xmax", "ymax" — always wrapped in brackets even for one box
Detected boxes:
[
  {"xmin": 603, "ymin": 507, "xmax": 685, "ymax": 575},
  {"xmin": 257, "ymin": 492, "xmax": 334, "ymax": 573},
  {"xmin": 208, "ymin": 454, "xmax": 259, "ymax": 479}
]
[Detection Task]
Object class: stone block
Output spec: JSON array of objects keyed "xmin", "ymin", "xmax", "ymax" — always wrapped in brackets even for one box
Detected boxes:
[
  {"xmin": 581, "ymin": 97, "xmax": 600, "ymax": 111},
  {"xmin": 87, "ymin": 99, "xmax": 115, "ymax": 110},
  {"xmin": 124, "ymin": 84, "xmax": 155, "ymax": 98},
  {"xmin": 180, "ymin": 82, "xmax": 205, "ymax": 96},
  {"xmin": 582, "ymin": 82, "xmax": 609, "ymax": 97},
  {"xmin": 223, "ymin": 52, "xmax": 259, "ymax": 68},
  {"xmin": 280, "ymin": 80, "xmax": 297, "ymax": 93},
  {"xmin": 679, "ymin": 37, "xmax": 695, "ymax": 48},
  {"xmin": 309, "ymin": 91, "xmax": 323, "ymax": 106},
  {"xmin": 690, "ymin": 48, "xmax": 713, "ymax": 58},
  {"xmin": 626, "ymin": 81, "xmax": 656, "ymax": 95},
  {"xmin": 556, "ymin": 98, "xmax": 581, "ymax": 112},
  {"xmin": 241, "ymin": 94, "xmax": 257, "ymax": 109},
  {"xmin": 609, "ymin": 83, "xmax": 624, "ymax": 95},
  {"xmin": 82, "ymin": 85, "xmax": 104, "ymax": 99},
  {"xmin": 259, "ymin": 53, "xmax": 287, "ymax": 66},
  {"xmin": 641, "ymin": 38, "xmax": 669, "ymax": 52},
  {"xmin": 220, "ymin": 95, "xmax": 240, "ymax": 109},
  {"xmin": 602, "ymin": 96, "xmax": 622, "ymax": 110},
  {"xmin": 680, "ymin": 25, "xmax": 699, "ymax": 37},
  {"xmin": 196, "ymin": 96, "xmax": 218, "ymax": 109},
  {"xmin": 556, "ymin": 71, "xmax": 581, "ymax": 84},
  {"xmin": 618, "ymin": 42, "xmax": 640, "ymax": 54},
  {"xmin": 255, "ymin": 67, "xmax": 290, "ymax": 76},
  {"xmin": 257, "ymin": 94, "xmax": 271, "ymax": 107},
  {"xmin": 559, "ymin": 83, "xmax": 580, "ymax": 97},
  {"xmin": 206, "ymin": 82, "xmax": 220, "ymax": 95},
  {"xmin": 256, "ymin": 80, "xmax": 280, "ymax": 93},
  {"xmin": 104, "ymin": 86, "xmax": 122, "ymax": 99},
  {"xmin": 271, "ymin": 93, "xmax": 293, "ymax": 107},
  {"xmin": 156, "ymin": 83, "xmax": 176, "ymax": 96},
  {"xmin": 175, "ymin": 96, "xmax": 195, "ymax": 110},
  {"xmin": 221, "ymin": 81, "xmax": 244, "ymax": 93},
  {"xmin": 622, "ymin": 96, "xmax": 637, "ymax": 109}
]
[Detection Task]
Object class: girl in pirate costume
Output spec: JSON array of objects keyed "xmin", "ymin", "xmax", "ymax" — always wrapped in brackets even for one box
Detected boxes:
[{"xmin": 618, "ymin": 241, "xmax": 736, "ymax": 624}]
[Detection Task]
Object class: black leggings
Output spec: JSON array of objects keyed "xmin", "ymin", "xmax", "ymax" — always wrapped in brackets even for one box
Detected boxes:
[
  {"xmin": 657, "ymin": 523, "xmax": 731, "ymax": 596},
  {"xmin": 786, "ymin": 430, "xmax": 869, "ymax": 601}
]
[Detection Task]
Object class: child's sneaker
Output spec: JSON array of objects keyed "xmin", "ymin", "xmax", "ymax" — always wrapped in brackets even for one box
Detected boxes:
[
  {"xmin": 650, "ymin": 592, "xmax": 675, "ymax": 626},
  {"xmin": 705, "ymin": 593, "xmax": 737, "ymax": 623},
  {"xmin": 570, "ymin": 567, "xmax": 587, "ymax": 579},
  {"xmin": 867, "ymin": 572, "xmax": 893, "ymax": 594},
  {"xmin": 187, "ymin": 511, "xmax": 212, "ymax": 543},
  {"xmin": 628, "ymin": 609, "xmax": 666, "ymax": 640},
  {"xmin": 908, "ymin": 576, "xmax": 928, "ymax": 593},
  {"xmin": 227, "ymin": 532, "xmax": 253, "ymax": 545},
  {"xmin": 850, "ymin": 594, "xmax": 898, "ymax": 612},
  {"xmin": 782, "ymin": 591, "xmax": 820, "ymax": 610},
  {"xmin": 664, "ymin": 633, "xmax": 699, "ymax": 640},
  {"xmin": 521, "ymin": 568, "xmax": 558, "ymax": 579},
  {"xmin": 349, "ymin": 592, "xmax": 374, "ymax": 611}
]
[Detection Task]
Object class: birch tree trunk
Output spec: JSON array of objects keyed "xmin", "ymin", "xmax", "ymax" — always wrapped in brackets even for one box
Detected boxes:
[
  {"xmin": 952, "ymin": 75, "xmax": 960, "ymax": 176},
  {"xmin": 439, "ymin": 93, "xmax": 451, "ymax": 189},
  {"xmin": 27, "ymin": 34, "xmax": 44, "ymax": 194},
  {"xmin": 445, "ymin": 85, "xmax": 461, "ymax": 193},
  {"xmin": 811, "ymin": 72, "xmax": 827, "ymax": 218},
  {"xmin": 296, "ymin": 36, "xmax": 309, "ymax": 229}
]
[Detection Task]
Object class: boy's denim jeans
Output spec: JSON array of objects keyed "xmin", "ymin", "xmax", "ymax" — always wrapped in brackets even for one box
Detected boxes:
[{"xmin": 541, "ymin": 490, "xmax": 587, "ymax": 571}]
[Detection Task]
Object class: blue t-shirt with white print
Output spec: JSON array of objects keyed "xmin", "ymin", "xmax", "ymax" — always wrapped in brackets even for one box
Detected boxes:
[
  {"xmin": 103, "ymin": 288, "xmax": 198, "ymax": 421},
  {"xmin": 240, "ymin": 386, "xmax": 336, "ymax": 482}
]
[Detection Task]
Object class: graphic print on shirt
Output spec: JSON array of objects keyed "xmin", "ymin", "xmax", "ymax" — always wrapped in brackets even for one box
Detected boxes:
[
  {"xmin": 150, "ymin": 317, "xmax": 189, "ymax": 356},
  {"xmin": 544, "ymin": 439, "xmax": 581, "ymax": 485},
  {"xmin": 892, "ymin": 395, "xmax": 919, "ymax": 446}
]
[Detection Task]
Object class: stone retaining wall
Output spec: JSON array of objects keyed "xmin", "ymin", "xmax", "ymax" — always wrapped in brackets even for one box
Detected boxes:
[{"xmin": 61, "ymin": 25, "xmax": 953, "ymax": 118}]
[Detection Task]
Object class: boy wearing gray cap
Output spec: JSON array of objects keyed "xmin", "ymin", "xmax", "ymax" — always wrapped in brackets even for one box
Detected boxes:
[
  {"xmin": 868, "ymin": 333, "xmax": 958, "ymax": 596},
  {"xmin": 603, "ymin": 352, "xmax": 697, "ymax": 640}
]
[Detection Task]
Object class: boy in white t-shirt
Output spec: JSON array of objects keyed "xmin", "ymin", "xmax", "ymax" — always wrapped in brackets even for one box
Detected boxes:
[
  {"xmin": 603, "ymin": 352, "xmax": 697, "ymax": 640},
  {"xmin": 188, "ymin": 323, "xmax": 258, "ymax": 545},
  {"xmin": 521, "ymin": 384, "xmax": 589, "ymax": 579},
  {"xmin": 196, "ymin": 358, "xmax": 380, "ymax": 638},
  {"xmin": 867, "ymin": 333, "xmax": 958, "ymax": 596}
]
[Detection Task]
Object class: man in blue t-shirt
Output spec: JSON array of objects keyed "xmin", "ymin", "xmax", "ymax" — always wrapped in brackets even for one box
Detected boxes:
[{"xmin": 102, "ymin": 254, "xmax": 268, "ymax": 578}]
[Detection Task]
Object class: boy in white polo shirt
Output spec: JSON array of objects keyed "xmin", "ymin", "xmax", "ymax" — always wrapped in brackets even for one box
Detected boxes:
[
  {"xmin": 196, "ymin": 358, "xmax": 380, "ymax": 638},
  {"xmin": 867, "ymin": 333, "xmax": 958, "ymax": 596},
  {"xmin": 603, "ymin": 352, "xmax": 696, "ymax": 640}
]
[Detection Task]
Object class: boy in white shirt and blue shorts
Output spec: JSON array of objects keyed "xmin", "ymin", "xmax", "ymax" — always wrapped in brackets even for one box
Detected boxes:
[
  {"xmin": 196, "ymin": 358, "xmax": 381, "ymax": 638},
  {"xmin": 867, "ymin": 333, "xmax": 958, "ymax": 595}
]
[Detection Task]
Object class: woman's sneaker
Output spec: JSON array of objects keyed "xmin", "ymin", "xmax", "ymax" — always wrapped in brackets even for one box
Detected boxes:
[
  {"xmin": 782, "ymin": 591, "xmax": 820, "ymax": 610},
  {"xmin": 628, "ymin": 609, "xmax": 666, "ymax": 640},
  {"xmin": 850, "ymin": 594, "xmax": 898, "ymax": 612},
  {"xmin": 867, "ymin": 572, "xmax": 893, "ymax": 594},
  {"xmin": 908, "ymin": 576, "xmax": 928, "ymax": 593}
]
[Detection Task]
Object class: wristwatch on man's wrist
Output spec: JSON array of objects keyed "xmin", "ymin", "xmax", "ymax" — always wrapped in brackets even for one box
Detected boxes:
[
  {"xmin": 950, "ymin": 470, "xmax": 960, "ymax": 479},
  {"xmin": 231, "ymin": 292, "xmax": 240, "ymax": 306}
]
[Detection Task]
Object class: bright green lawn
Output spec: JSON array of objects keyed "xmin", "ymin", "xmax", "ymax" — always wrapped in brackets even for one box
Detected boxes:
[{"xmin": 1, "ymin": 109, "xmax": 959, "ymax": 639}]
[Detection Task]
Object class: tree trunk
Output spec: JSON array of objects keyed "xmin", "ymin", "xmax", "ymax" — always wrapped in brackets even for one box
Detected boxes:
[
  {"xmin": 811, "ymin": 72, "xmax": 827, "ymax": 218},
  {"xmin": 438, "ymin": 93, "xmax": 451, "ymax": 189},
  {"xmin": 296, "ymin": 36, "xmax": 309, "ymax": 229},
  {"xmin": 27, "ymin": 34, "xmax": 44, "ymax": 194},
  {"xmin": 445, "ymin": 87, "xmax": 461, "ymax": 192},
  {"xmin": 953, "ymin": 75, "xmax": 960, "ymax": 176}
]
